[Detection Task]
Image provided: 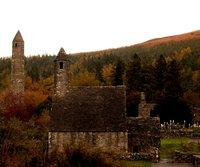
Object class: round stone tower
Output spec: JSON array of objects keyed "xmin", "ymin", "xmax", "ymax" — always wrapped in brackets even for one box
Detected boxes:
[
  {"xmin": 11, "ymin": 31, "xmax": 25, "ymax": 95},
  {"xmin": 54, "ymin": 48, "xmax": 70, "ymax": 97}
]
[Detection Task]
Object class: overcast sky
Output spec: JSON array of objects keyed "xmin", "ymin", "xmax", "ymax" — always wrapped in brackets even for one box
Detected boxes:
[{"xmin": 0, "ymin": 0, "xmax": 200, "ymax": 57}]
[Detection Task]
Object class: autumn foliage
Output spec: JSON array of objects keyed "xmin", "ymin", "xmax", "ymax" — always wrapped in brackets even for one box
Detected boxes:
[
  {"xmin": 0, "ymin": 90, "xmax": 47, "ymax": 121},
  {"xmin": 0, "ymin": 91, "xmax": 49, "ymax": 166}
]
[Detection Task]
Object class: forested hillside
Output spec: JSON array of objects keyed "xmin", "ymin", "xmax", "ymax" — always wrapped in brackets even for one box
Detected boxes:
[{"xmin": 0, "ymin": 30, "xmax": 200, "ymax": 121}]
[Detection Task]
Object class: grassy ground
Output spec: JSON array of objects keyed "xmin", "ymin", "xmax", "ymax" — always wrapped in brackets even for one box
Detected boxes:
[
  {"xmin": 121, "ymin": 137, "xmax": 190, "ymax": 166},
  {"xmin": 120, "ymin": 160, "xmax": 151, "ymax": 167},
  {"xmin": 121, "ymin": 137, "xmax": 200, "ymax": 166},
  {"xmin": 160, "ymin": 137, "xmax": 189, "ymax": 158}
]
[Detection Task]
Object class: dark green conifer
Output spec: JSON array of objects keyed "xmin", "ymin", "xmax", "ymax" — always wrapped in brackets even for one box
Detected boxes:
[
  {"xmin": 154, "ymin": 54, "xmax": 167, "ymax": 91},
  {"xmin": 165, "ymin": 59, "xmax": 183, "ymax": 97},
  {"xmin": 112, "ymin": 59, "xmax": 125, "ymax": 86},
  {"xmin": 126, "ymin": 53, "xmax": 142, "ymax": 91}
]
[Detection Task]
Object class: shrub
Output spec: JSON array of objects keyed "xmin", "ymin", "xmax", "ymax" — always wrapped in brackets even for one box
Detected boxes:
[
  {"xmin": 49, "ymin": 145, "xmax": 119, "ymax": 167},
  {"xmin": 0, "ymin": 115, "xmax": 47, "ymax": 166},
  {"xmin": 0, "ymin": 91, "xmax": 49, "ymax": 166}
]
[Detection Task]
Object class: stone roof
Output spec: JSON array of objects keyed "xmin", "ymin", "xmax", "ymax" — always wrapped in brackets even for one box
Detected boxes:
[
  {"xmin": 54, "ymin": 48, "xmax": 69, "ymax": 62},
  {"xmin": 50, "ymin": 86, "xmax": 127, "ymax": 132},
  {"xmin": 13, "ymin": 31, "xmax": 24, "ymax": 42}
]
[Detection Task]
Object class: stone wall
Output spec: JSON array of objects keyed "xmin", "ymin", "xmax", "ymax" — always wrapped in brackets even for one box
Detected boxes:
[
  {"xmin": 193, "ymin": 155, "xmax": 200, "ymax": 167},
  {"xmin": 161, "ymin": 129, "xmax": 194, "ymax": 138},
  {"xmin": 127, "ymin": 117, "xmax": 160, "ymax": 160},
  {"xmin": 138, "ymin": 92, "xmax": 155, "ymax": 118},
  {"xmin": 173, "ymin": 151, "xmax": 193, "ymax": 163},
  {"xmin": 138, "ymin": 102, "xmax": 155, "ymax": 118},
  {"xmin": 48, "ymin": 132, "xmax": 128, "ymax": 153},
  {"xmin": 191, "ymin": 105, "xmax": 200, "ymax": 123},
  {"xmin": 173, "ymin": 150, "xmax": 200, "ymax": 166}
]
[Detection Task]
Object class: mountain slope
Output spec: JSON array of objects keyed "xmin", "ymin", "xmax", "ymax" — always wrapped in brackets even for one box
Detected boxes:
[
  {"xmin": 73, "ymin": 30, "xmax": 200, "ymax": 63},
  {"xmin": 137, "ymin": 30, "xmax": 200, "ymax": 48}
]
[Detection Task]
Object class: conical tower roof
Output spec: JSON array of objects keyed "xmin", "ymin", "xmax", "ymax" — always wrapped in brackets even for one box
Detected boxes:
[
  {"xmin": 54, "ymin": 48, "xmax": 69, "ymax": 61},
  {"xmin": 13, "ymin": 30, "xmax": 24, "ymax": 42}
]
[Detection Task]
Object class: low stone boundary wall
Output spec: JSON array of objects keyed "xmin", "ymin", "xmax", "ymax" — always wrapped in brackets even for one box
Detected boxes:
[
  {"xmin": 118, "ymin": 152, "xmax": 159, "ymax": 162},
  {"xmin": 193, "ymin": 155, "xmax": 200, "ymax": 167},
  {"xmin": 161, "ymin": 129, "xmax": 195, "ymax": 138},
  {"xmin": 173, "ymin": 150, "xmax": 193, "ymax": 163},
  {"xmin": 173, "ymin": 151, "xmax": 200, "ymax": 166}
]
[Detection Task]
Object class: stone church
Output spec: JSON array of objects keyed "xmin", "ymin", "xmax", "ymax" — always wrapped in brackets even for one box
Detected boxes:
[
  {"xmin": 50, "ymin": 49, "xmax": 160, "ymax": 159},
  {"xmin": 11, "ymin": 31, "xmax": 160, "ymax": 160}
]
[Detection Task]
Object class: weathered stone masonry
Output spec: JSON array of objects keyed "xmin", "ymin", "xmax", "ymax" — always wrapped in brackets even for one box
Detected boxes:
[
  {"xmin": 49, "ymin": 132, "xmax": 128, "ymax": 153},
  {"xmin": 49, "ymin": 48, "xmax": 160, "ymax": 161},
  {"xmin": 54, "ymin": 48, "xmax": 70, "ymax": 97},
  {"xmin": 11, "ymin": 31, "xmax": 25, "ymax": 95},
  {"xmin": 9, "ymin": 32, "xmax": 160, "ymax": 160},
  {"xmin": 127, "ymin": 117, "xmax": 160, "ymax": 156},
  {"xmin": 138, "ymin": 92, "xmax": 155, "ymax": 118}
]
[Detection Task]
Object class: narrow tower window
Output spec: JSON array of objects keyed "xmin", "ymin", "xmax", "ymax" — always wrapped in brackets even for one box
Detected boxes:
[
  {"xmin": 15, "ymin": 43, "xmax": 18, "ymax": 47},
  {"xmin": 59, "ymin": 62, "xmax": 64, "ymax": 69}
]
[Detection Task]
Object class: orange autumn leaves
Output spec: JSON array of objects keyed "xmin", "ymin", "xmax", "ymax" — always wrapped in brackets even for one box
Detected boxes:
[{"xmin": 0, "ymin": 77, "xmax": 48, "ymax": 121}]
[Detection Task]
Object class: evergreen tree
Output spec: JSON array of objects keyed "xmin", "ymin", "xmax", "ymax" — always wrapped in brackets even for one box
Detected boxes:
[
  {"xmin": 142, "ymin": 64, "xmax": 155, "ymax": 101},
  {"xmin": 165, "ymin": 59, "xmax": 183, "ymax": 97},
  {"xmin": 126, "ymin": 53, "xmax": 142, "ymax": 91},
  {"xmin": 154, "ymin": 54, "xmax": 167, "ymax": 91},
  {"xmin": 95, "ymin": 57, "xmax": 104, "ymax": 84},
  {"xmin": 112, "ymin": 59, "xmax": 125, "ymax": 86},
  {"xmin": 153, "ymin": 96, "xmax": 192, "ymax": 123},
  {"xmin": 153, "ymin": 59, "xmax": 192, "ymax": 123},
  {"xmin": 31, "ymin": 66, "xmax": 40, "ymax": 81}
]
